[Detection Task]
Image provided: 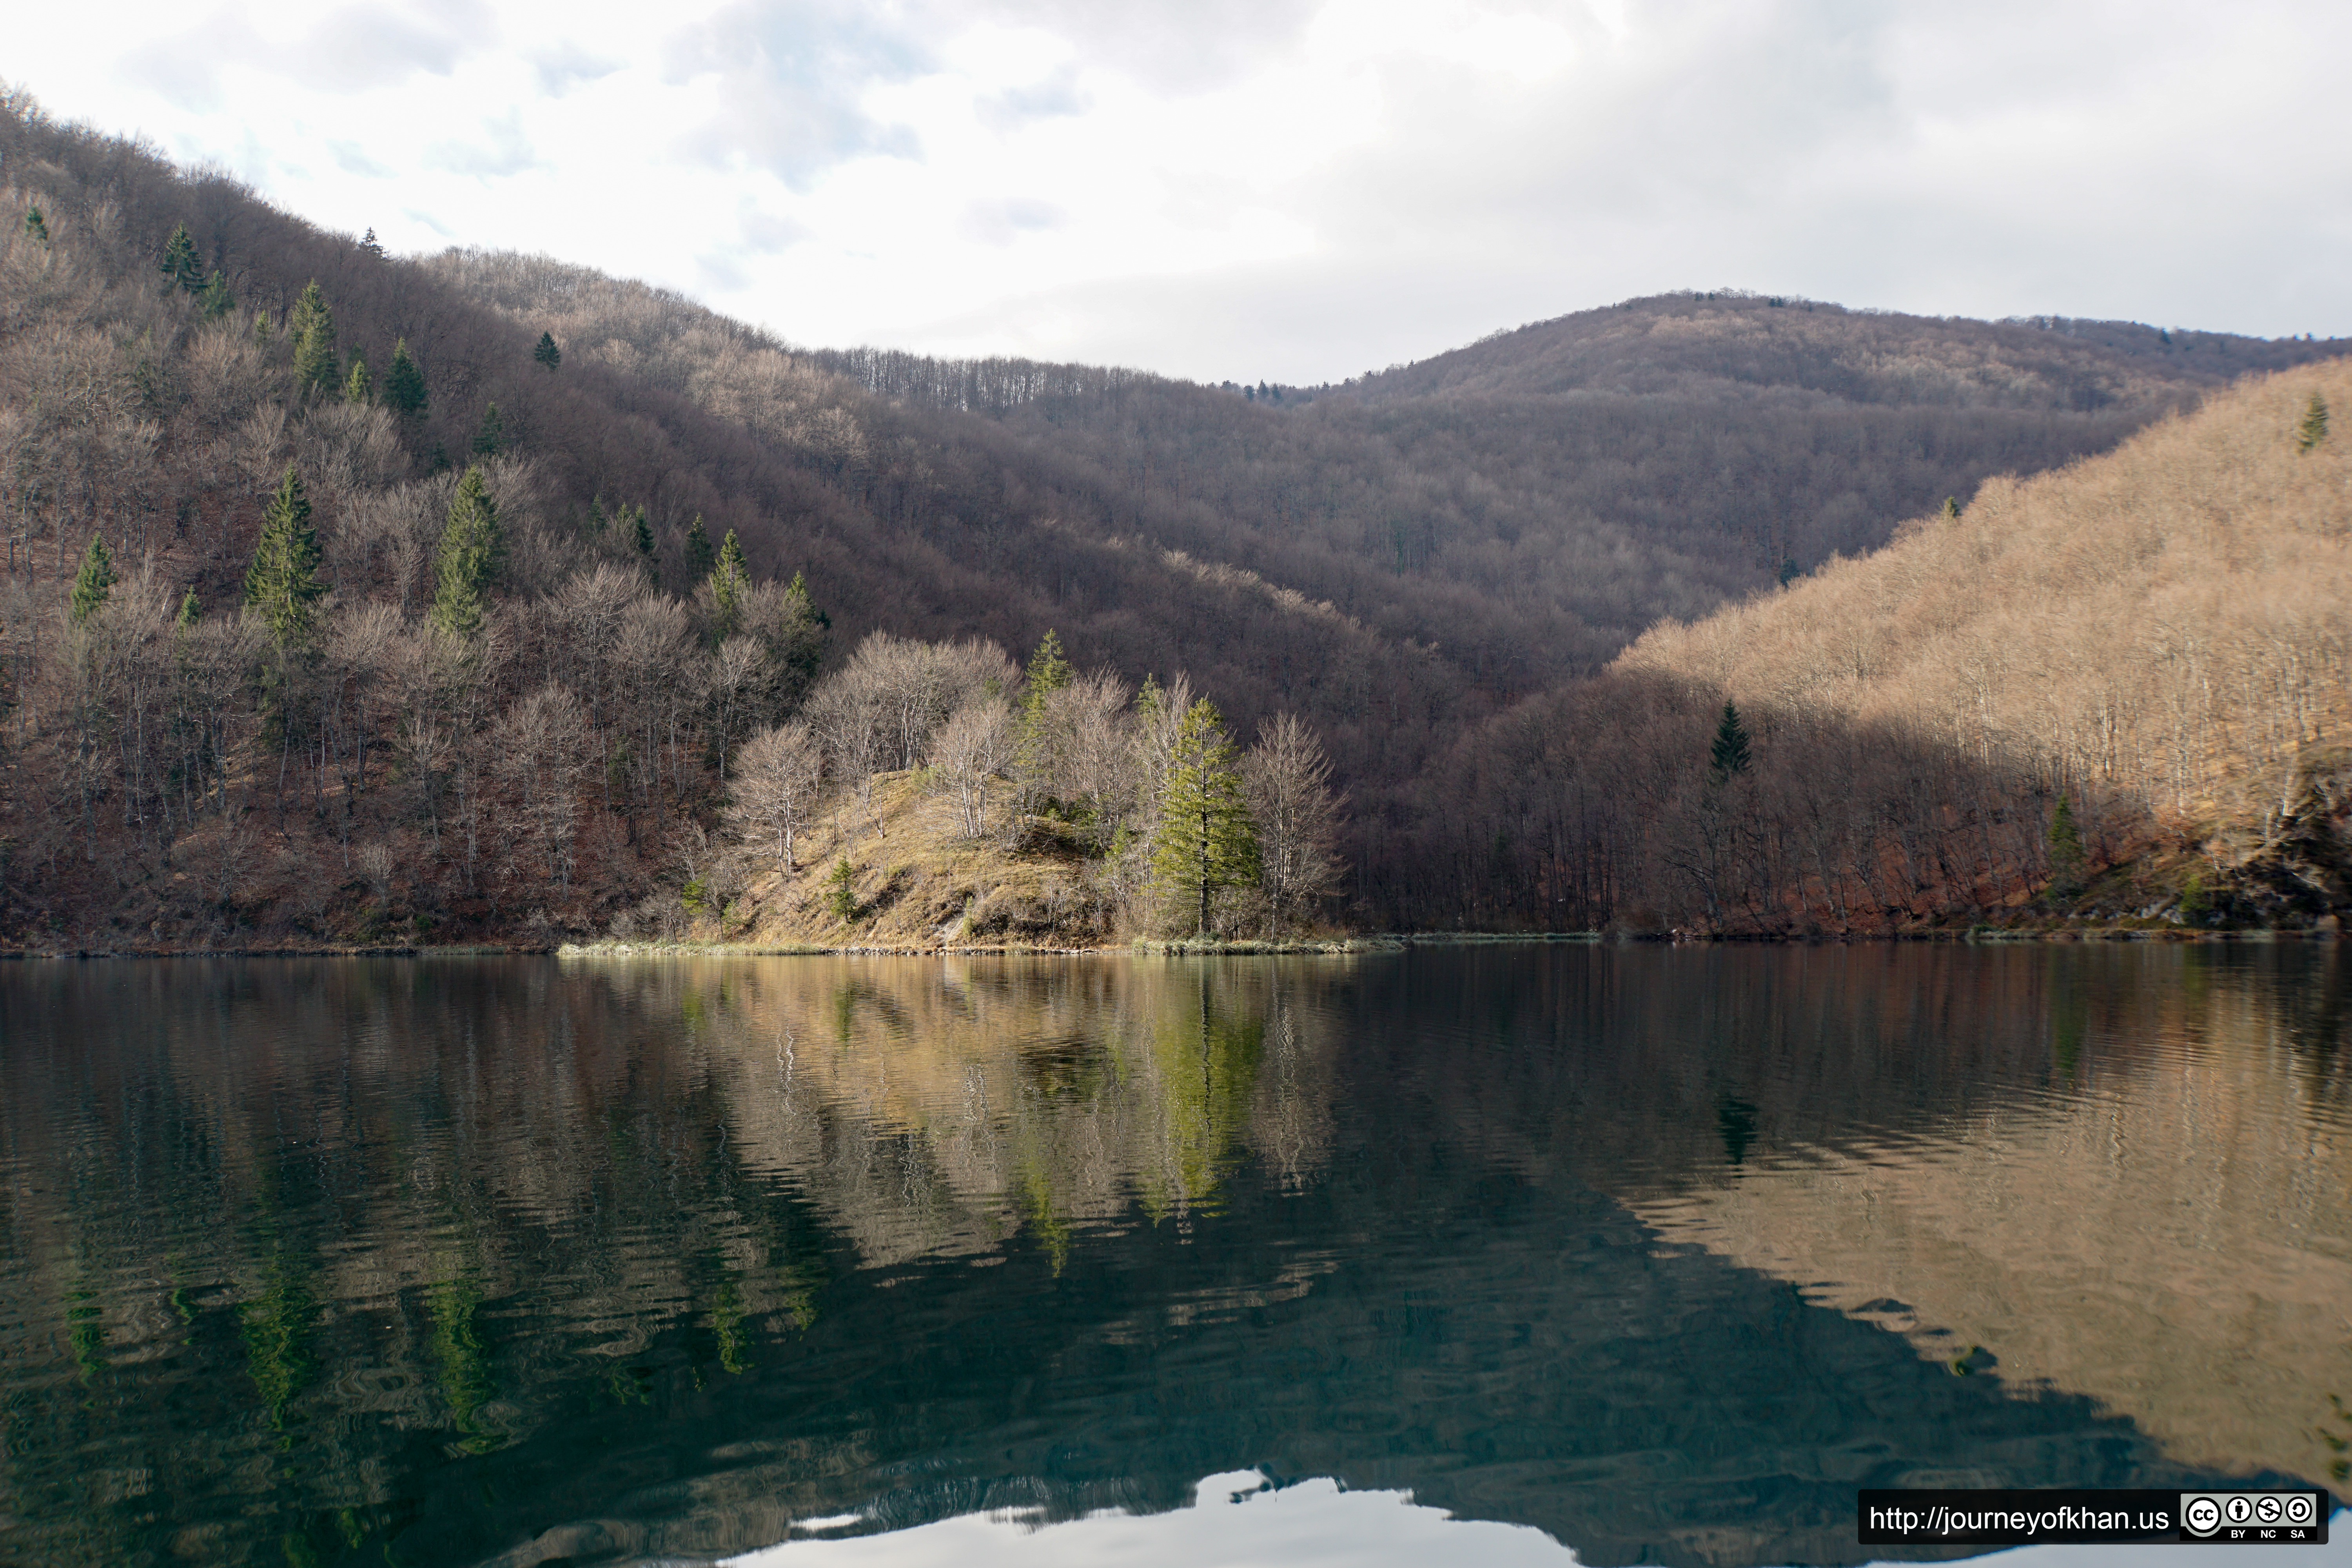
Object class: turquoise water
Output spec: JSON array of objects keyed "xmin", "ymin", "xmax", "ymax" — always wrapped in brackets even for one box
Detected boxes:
[{"xmin": 2, "ymin": 946, "xmax": 2345, "ymax": 1566}]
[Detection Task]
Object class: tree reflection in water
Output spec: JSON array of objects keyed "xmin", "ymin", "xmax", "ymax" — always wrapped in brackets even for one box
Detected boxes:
[{"xmin": 0, "ymin": 945, "xmax": 2343, "ymax": 1567}]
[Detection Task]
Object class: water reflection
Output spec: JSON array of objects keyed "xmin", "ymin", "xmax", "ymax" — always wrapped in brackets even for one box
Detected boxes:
[
  {"xmin": 722, "ymin": 1469, "xmax": 1577, "ymax": 1566},
  {"xmin": 0, "ymin": 946, "xmax": 2344, "ymax": 1567},
  {"xmin": 704, "ymin": 959, "xmax": 1334, "ymax": 1266}
]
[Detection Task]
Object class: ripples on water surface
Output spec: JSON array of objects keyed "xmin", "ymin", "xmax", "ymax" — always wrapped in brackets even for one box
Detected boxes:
[{"xmin": 1, "ymin": 945, "xmax": 2347, "ymax": 1567}]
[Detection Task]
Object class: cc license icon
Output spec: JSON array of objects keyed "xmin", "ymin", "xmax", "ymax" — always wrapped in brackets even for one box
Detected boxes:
[
  {"xmin": 2226, "ymin": 1495, "xmax": 2255, "ymax": 1526},
  {"xmin": 2285, "ymin": 1494, "xmax": 2318, "ymax": 1526},
  {"xmin": 2256, "ymin": 1496, "xmax": 2285, "ymax": 1525},
  {"xmin": 2183, "ymin": 1496, "xmax": 2222, "ymax": 1536}
]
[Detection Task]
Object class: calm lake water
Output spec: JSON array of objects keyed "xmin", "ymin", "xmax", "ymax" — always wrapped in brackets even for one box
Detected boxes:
[{"xmin": 3, "ymin": 945, "xmax": 2348, "ymax": 1567}]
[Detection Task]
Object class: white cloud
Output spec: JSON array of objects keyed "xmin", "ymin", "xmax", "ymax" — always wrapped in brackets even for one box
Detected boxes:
[
  {"xmin": 9, "ymin": 0, "xmax": 2348, "ymax": 383},
  {"xmin": 328, "ymin": 140, "xmax": 395, "ymax": 178},
  {"xmin": 424, "ymin": 109, "xmax": 543, "ymax": 178},
  {"xmin": 958, "ymin": 196, "xmax": 1066, "ymax": 247},
  {"xmin": 662, "ymin": 0, "xmax": 934, "ymax": 187},
  {"xmin": 528, "ymin": 41, "xmax": 622, "ymax": 97}
]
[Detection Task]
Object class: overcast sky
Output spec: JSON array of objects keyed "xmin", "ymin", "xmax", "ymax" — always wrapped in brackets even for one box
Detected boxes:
[{"xmin": 11, "ymin": 0, "xmax": 2349, "ymax": 383}]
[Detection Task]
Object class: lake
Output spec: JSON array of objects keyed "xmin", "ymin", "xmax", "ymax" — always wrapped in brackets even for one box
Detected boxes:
[{"xmin": 2, "ymin": 944, "xmax": 2347, "ymax": 1566}]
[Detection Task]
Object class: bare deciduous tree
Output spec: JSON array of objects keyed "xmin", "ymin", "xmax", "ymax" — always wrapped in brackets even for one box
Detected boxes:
[
  {"xmin": 928, "ymin": 697, "xmax": 1012, "ymax": 839},
  {"xmin": 1245, "ymin": 713, "xmax": 1343, "ymax": 935},
  {"xmin": 493, "ymin": 683, "xmax": 588, "ymax": 891},
  {"xmin": 726, "ymin": 722, "xmax": 823, "ymax": 875}
]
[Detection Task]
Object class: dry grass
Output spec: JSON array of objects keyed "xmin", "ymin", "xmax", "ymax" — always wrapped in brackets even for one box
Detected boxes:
[{"xmin": 722, "ymin": 769, "xmax": 1118, "ymax": 950}]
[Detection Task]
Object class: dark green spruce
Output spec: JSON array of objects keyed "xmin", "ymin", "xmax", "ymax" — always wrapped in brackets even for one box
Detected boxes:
[
  {"xmin": 432, "ymin": 466, "xmax": 505, "ymax": 639},
  {"xmin": 160, "ymin": 224, "xmax": 204, "ymax": 293},
  {"xmin": 289, "ymin": 281, "xmax": 339, "ymax": 397},
  {"xmin": 1708, "ymin": 701, "xmax": 1752, "ymax": 784},
  {"xmin": 383, "ymin": 338, "xmax": 427, "ymax": 416},
  {"xmin": 244, "ymin": 466, "xmax": 327, "ymax": 649},
  {"xmin": 70, "ymin": 534, "xmax": 115, "ymax": 625},
  {"xmin": 471, "ymin": 402, "xmax": 506, "ymax": 458}
]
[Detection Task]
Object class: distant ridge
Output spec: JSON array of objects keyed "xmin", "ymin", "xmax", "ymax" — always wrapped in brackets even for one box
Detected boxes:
[{"xmin": 1331, "ymin": 289, "xmax": 2334, "ymax": 408}]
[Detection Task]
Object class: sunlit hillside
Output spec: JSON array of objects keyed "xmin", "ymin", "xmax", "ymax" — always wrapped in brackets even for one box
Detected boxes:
[{"xmin": 1428, "ymin": 360, "xmax": 2352, "ymax": 930}]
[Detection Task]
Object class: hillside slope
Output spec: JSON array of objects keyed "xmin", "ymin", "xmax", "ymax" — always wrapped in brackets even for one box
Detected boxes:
[
  {"xmin": 1420, "ymin": 361, "xmax": 2352, "ymax": 932},
  {"xmin": 440, "ymin": 256, "xmax": 2346, "ymax": 710}
]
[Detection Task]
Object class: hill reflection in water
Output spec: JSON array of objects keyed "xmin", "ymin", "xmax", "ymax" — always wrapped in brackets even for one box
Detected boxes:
[{"xmin": 1, "ymin": 946, "xmax": 2344, "ymax": 1568}]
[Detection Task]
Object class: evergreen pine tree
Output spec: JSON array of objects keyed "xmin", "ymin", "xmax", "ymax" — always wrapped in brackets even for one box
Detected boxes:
[
  {"xmin": 1940, "ymin": 495, "xmax": 1962, "ymax": 521},
  {"xmin": 708, "ymin": 528, "xmax": 748, "ymax": 640},
  {"xmin": 24, "ymin": 206, "xmax": 47, "ymax": 242},
  {"xmin": 1021, "ymin": 630, "xmax": 1072, "ymax": 708},
  {"xmin": 176, "ymin": 589, "xmax": 201, "ymax": 628},
  {"xmin": 769, "ymin": 570, "xmax": 827, "ymax": 700},
  {"xmin": 1708, "ymin": 701, "xmax": 1752, "ymax": 783},
  {"xmin": 2298, "ymin": 393, "xmax": 2330, "ymax": 454},
  {"xmin": 289, "ymin": 280, "xmax": 339, "ymax": 397},
  {"xmin": 343, "ymin": 352, "xmax": 371, "ymax": 405},
  {"xmin": 684, "ymin": 514, "xmax": 715, "ymax": 582},
  {"xmin": 431, "ymin": 466, "xmax": 505, "ymax": 639},
  {"xmin": 1016, "ymin": 629, "xmax": 1073, "ymax": 783},
  {"xmin": 2047, "ymin": 795, "xmax": 2087, "ymax": 898},
  {"xmin": 359, "ymin": 227, "xmax": 385, "ymax": 259},
  {"xmin": 630, "ymin": 505, "xmax": 657, "ymax": 575},
  {"xmin": 1150, "ymin": 698, "xmax": 1261, "ymax": 938},
  {"xmin": 243, "ymin": 465, "xmax": 327, "ymax": 648},
  {"xmin": 382, "ymin": 338, "xmax": 427, "ymax": 415},
  {"xmin": 824, "ymin": 857, "xmax": 860, "ymax": 923},
  {"xmin": 585, "ymin": 496, "xmax": 609, "ymax": 537},
  {"xmin": 197, "ymin": 270, "xmax": 234, "ymax": 320},
  {"xmin": 160, "ymin": 225, "xmax": 204, "ymax": 293},
  {"xmin": 69, "ymin": 535, "xmax": 116, "ymax": 625},
  {"xmin": 470, "ymin": 402, "xmax": 505, "ymax": 458},
  {"xmin": 533, "ymin": 331, "xmax": 561, "ymax": 372}
]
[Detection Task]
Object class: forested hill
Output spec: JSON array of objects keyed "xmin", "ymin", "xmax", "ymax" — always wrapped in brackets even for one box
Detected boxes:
[
  {"xmin": 1413, "ymin": 360, "xmax": 2352, "ymax": 934},
  {"xmin": 2, "ymin": 85, "xmax": 2344, "ymax": 945},
  {"xmin": 439, "ymin": 255, "xmax": 2348, "ymax": 704},
  {"xmin": 1336, "ymin": 292, "xmax": 2333, "ymax": 407}
]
